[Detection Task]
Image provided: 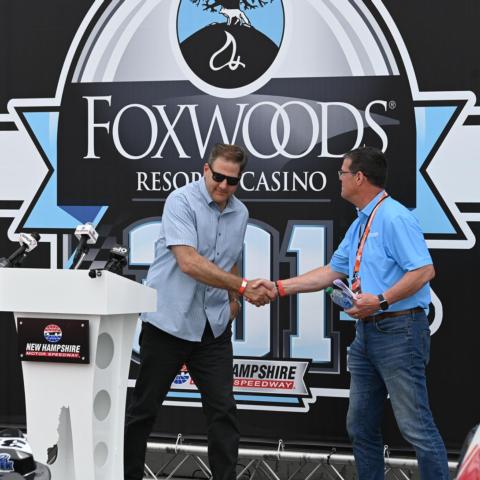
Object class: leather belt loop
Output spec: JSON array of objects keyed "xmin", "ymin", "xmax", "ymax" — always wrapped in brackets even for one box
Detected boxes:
[{"xmin": 363, "ymin": 307, "xmax": 424, "ymax": 323}]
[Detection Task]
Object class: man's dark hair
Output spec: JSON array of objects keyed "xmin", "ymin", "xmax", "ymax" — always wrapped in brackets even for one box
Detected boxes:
[
  {"xmin": 208, "ymin": 144, "xmax": 248, "ymax": 173},
  {"xmin": 344, "ymin": 146, "xmax": 387, "ymax": 188}
]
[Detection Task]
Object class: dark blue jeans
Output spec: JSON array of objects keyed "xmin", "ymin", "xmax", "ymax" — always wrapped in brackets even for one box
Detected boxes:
[{"xmin": 346, "ymin": 310, "xmax": 450, "ymax": 480}]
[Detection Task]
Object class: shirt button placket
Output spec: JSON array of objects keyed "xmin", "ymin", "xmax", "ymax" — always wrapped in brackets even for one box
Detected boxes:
[{"xmin": 215, "ymin": 217, "xmax": 222, "ymax": 259}]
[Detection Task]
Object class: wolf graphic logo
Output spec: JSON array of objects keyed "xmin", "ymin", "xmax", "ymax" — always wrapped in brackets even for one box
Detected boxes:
[{"xmin": 218, "ymin": 6, "xmax": 251, "ymax": 27}]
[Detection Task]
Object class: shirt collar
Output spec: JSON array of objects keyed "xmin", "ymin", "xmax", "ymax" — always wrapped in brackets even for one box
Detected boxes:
[
  {"xmin": 199, "ymin": 177, "xmax": 236, "ymax": 213},
  {"xmin": 357, "ymin": 190, "xmax": 386, "ymax": 218},
  {"xmin": 199, "ymin": 177, "xmax": 214, "ymax": 206}
]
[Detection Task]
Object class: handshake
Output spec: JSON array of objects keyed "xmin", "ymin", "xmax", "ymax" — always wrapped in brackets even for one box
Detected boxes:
[{"xmin": 242, "ymin": 279, "xmax": 279, "ymax": 307}]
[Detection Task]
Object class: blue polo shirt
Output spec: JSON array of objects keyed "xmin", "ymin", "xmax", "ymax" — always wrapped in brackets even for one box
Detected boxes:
[
  {"xmin": 141, "ymin": 178, "xmax": 248, "ymax": 341},
  {"xmin": 330, "ymin": 191, "xmax": 432, "ymax": 311}
]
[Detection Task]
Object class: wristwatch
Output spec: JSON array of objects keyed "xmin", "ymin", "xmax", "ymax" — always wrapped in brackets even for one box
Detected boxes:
[{"xmin": 378, "ymin": 293, "xmax": 389, "ymax": 311}]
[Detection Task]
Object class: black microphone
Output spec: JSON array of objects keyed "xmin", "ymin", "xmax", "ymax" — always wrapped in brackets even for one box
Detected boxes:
[
  {"xmin": 0, "ymin": 233, "xmax": 41, "ymax": 268},
  {"xmin": 88, "ymin": 245, "xmax": 128, "ymax": 278},
  {"xmin": 104, "ymin": 245, "xmax": 128, "ymax": 274},
  {"xmin": 70, "ymin": 223, "xmax": 98, "ymax": 270}
]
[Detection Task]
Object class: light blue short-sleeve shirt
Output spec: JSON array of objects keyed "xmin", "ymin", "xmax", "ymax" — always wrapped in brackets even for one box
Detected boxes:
[
  {"xmin": 141, "ymin": 178, "xmax": 249, "ymax": 341},
  {"xmin": 330, "ymin": 191, "xmax": 432, "ymax": 311}
]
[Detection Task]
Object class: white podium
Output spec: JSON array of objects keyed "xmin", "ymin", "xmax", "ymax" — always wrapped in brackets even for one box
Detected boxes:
[{"xmin": 0, "ymin": 268, "xmax": 156, "ymax": 480}]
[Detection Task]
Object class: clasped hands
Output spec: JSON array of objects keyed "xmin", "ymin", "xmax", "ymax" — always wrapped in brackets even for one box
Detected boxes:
[{"xmin": 243, "ymin": 279, "xmax": 277, "ymax": 307}]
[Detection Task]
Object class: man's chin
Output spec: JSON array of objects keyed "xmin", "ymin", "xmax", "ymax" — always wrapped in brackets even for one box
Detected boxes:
[
  {"xmin": 213, "ymin": 193, "xmax": 230, "ymax": 204},
  {"xmin": 215, "ymin": 192, "xmax": 229, "ymax": 199}
]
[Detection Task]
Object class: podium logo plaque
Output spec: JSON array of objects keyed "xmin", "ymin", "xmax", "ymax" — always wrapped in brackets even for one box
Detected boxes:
[{"xmin": 17, "ymin": 318, "xmax": 90, "ymax": 364}]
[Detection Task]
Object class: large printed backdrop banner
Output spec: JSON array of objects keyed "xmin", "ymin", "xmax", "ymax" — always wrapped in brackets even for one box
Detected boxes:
[{"xmin": 1, "ymin": 0, "xmax": 480, "ymax": 452}]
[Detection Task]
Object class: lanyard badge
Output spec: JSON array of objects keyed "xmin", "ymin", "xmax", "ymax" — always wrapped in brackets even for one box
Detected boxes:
[{"xmin": 351, "ymin": 272, "xmax": 361, "ymax": 294}]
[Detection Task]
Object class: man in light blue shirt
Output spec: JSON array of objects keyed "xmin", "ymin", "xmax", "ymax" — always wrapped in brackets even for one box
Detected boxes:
[
  {"xmin": 329, "ymin": 189, "xmax": 433, "ymax": 312},
  {"xmin": 140, "ymin": 164, "xmax": 249, "ymax": 341},
  {"xmin": 124, "ymin": 144, "xmax": 274, "ymax": 480},
  {"xmin": 255, "ymin": 147, "xmax": 449, "ymax": 479}
]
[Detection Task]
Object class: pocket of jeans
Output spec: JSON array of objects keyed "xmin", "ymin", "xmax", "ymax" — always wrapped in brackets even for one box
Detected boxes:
[{"xmin": 374, "ymin": 315, "xmax": 410, "ymax": 334}]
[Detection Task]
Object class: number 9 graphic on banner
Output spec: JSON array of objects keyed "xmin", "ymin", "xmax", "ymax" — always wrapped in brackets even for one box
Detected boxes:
[{"xmin": 127, "ymin": 220, "xmax": 332, "ymax": 364}]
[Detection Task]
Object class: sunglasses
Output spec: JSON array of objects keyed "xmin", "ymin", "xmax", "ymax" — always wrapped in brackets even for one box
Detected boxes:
[{"xmin": 209, "ymin": 167, "xmax": 241, "ymax": 186}]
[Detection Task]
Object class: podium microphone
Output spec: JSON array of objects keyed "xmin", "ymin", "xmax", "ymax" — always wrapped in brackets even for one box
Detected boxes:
[
  {"xmin": 71, "ymin": 223, "xmax": 98, "ymax": 270},
  {"xmin": 0, "ymin": 232, "xmax": 41, "ymax": 268},
  {"xmin": 89, "ymin": 245, "xmax": 128, "ymax": 278},
  {"xmin": 104, "ymin": 245, "xmax": 128, "ymax": 274}
]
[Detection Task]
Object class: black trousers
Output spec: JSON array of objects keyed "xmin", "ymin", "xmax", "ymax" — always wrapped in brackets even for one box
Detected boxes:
[{"xmin": 124, "ymin": 321, "xmax": 239, "ymax": 480}]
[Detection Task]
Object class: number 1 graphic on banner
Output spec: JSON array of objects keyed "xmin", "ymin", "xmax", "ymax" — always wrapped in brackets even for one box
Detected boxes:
[
  {"xmin": 232, "ymin": 224, "xmax": 271, "ymax": 356},
  {"xmin": 287, "ymin": 225, "xmax": 331, "ymax": 363}
]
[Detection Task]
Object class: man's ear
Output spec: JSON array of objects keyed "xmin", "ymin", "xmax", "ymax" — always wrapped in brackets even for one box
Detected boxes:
[
  {"xmin": 203, "ymin": 163, "xmax": 209, "ymax": 175},
  {"xmin": 356, "ymin": 171, "xmax": 366, "ymax": 185}
]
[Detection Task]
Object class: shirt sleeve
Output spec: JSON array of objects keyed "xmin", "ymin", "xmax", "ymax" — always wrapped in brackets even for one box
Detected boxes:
[
  {"xmin": 384, "ymin": 212, "xmax": 432, "ymax": 271},
  {"xmin": 329, "ymin": 225, "xmax": 354, "ymax": 275},
  {"xmin": 162, "ymin": 192, "xmax": 198, "ymax": 249}
]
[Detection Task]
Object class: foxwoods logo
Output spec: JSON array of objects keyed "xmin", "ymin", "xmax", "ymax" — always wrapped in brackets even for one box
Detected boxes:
[
  {"xmin": 2, "ymin": 0, "xmax": 480, "ymax": 412},
  {"xmin": 177, "ymin": 0, "xmax": 284, "ymax": 89}
]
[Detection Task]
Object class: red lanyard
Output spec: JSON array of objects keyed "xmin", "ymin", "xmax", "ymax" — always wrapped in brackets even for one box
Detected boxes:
[{"xmin": 351, "ymin": 192, "xmax": 389, "ymax": 293}]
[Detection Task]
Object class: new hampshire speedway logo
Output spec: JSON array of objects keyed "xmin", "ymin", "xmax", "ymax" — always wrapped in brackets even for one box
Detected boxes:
[
  {"xmin": 168, "ymin": 359, "xmax": 310, "ymax": 410},
  {"xmin": 177, "ymin": 0, "xmax": 284, "ymax": 89},
  {"xmin": 43, "ymin": 324, "xmax": 63, "ymax": 344},
  {"xmin": 2, "ymin": 1, "xmax": 480, "ymax": 413}
]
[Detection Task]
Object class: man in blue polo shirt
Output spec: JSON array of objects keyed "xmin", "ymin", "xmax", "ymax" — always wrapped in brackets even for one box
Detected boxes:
[
  {"xmin": 124, "ymin": 144, "xmax": 274, "ymax": 480},
  {"xmin": 254, "ymin": 146, "xmax": 449, "ymax": 479}
]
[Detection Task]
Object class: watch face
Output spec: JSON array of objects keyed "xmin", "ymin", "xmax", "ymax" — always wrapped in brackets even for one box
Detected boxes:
[{"xmin": 378, "ymin": 295, "xmax": 388, "ymax": 310}]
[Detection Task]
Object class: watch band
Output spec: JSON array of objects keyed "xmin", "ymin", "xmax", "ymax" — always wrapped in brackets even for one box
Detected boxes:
[{"xmin": 378, "ymin": 293, "xmax": 389, "ymax": 311}]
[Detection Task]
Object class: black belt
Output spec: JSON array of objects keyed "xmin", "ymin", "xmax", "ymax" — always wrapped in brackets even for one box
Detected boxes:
[{"xmin": 363, "ymin": 306, "xmax": 424, "ymax": 323}]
